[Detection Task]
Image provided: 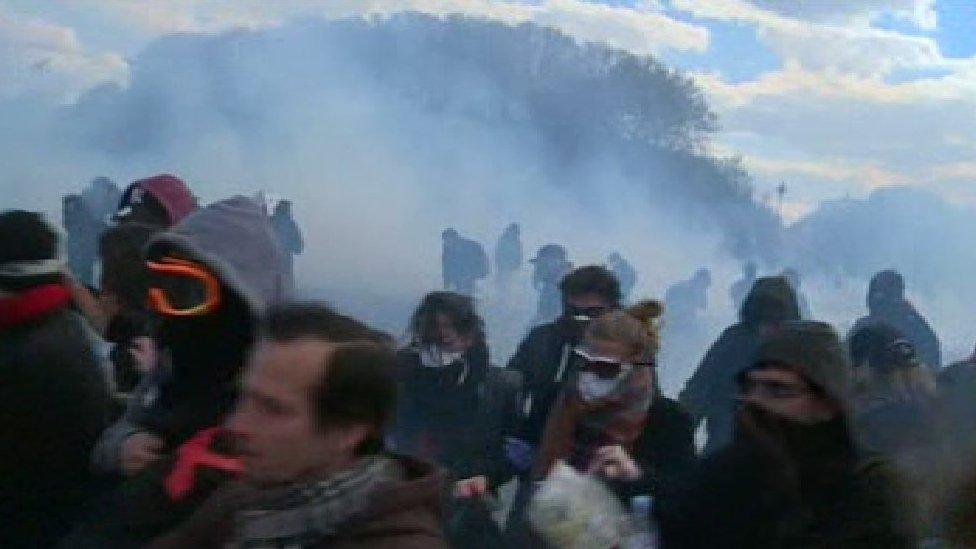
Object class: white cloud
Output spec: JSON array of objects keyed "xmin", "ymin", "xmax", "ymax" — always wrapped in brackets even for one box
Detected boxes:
[
  {"xmin": 746, "ymin": 0, "xmax": 936, "ymax": 30},
  {"xmin": 0, "ymin": 9, "xmax": 127, "ymax": 103},
  {"xmin": 71, "ymin": 0, "xmax": 708, "ymax": 55}
]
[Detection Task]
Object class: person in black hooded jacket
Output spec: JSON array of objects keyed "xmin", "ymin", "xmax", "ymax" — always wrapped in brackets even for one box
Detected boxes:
[{"xmin": 680, "ymin": 276, "xmax": 801, "ymax": 454}]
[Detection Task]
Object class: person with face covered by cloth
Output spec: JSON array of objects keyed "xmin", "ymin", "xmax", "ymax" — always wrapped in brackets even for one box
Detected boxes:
[
  {"xmin": 0, "ymin": 211, "xmax": 112, "ymax": 548},
  {"xmin": 656, "ymin": 321, "xmax": 914, "ymax": 548},
  {"xmin": 533, "ymin": 300, "xmax": 694, "ymax": 501},
  {"xmin": 64, "ymin": 196, "xmax": 289, "ymax": 547},
  {"xmin": 391, "ymin": 292, "xmax": 522, "ymax": 547},
  {"xmin": 851, "ymin": 269, "xmax": 941, "ymax": 368},
  {"xmin": 680, "ymin": 276, "xmax": 801, "ymax": 455}
]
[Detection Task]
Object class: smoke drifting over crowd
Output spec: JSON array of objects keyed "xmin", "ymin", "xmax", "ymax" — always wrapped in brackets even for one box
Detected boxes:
[{"xmin": 2, "ymin": 12, "xmax": 974, "ymax": 381}]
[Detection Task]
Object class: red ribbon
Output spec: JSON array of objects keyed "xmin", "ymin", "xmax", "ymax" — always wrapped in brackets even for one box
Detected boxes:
[{"xmin": 164, "ymin": 427, "xmax": 245, "ymax": 501}]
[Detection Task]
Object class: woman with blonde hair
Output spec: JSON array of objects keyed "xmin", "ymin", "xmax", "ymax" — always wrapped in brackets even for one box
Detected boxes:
[{"xmin": 532, "ymin": 299, "xmax": 695, "ymax": 499}]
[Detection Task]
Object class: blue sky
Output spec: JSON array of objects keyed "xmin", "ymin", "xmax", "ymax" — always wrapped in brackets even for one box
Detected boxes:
[{"xmin": 1, "ymin": 0, "xmax": 973, "ymax": 217}]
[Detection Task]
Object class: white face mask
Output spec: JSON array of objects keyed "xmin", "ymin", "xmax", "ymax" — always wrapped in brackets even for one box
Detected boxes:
[
  {"xmin": 578, "ymin": 370, "xmax": 625, "ymax": 402},
  {"xmin": 419, "ymin": 345, "xmax": 464, "ymax": 369}
]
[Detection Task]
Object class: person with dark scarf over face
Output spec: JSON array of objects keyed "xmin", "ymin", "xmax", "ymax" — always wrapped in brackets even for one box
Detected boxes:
[
  {"xmin": 64, "ymin": 197, "xmax": 289, "ymax": 548},
  {"xmin": 0, "ymin": 211, "xmax": 112, "ymax": 548},
  {"xmin": 391, "ymin": 292, "xmax": 522, "ymax": 547},
  {"xmin": 656, "ymin": 321, "xmax": 914, "ymax": 549}
]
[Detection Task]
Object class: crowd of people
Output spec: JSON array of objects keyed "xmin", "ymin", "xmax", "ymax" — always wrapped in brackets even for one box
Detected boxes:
[{"xmin": 3, "ymin": 173, "xmax": 976, "ymax": 548}]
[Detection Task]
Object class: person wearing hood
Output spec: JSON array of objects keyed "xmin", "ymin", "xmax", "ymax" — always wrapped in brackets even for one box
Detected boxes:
[
  {"xmin": 149, "ymin": 302, "xmax": 450, "ymax": 548},
  {"xmin": 115, "ymin": 174, "xmax": 198, "ymax": 228},
  {"xmin": 680, "ymin": 276, "xmax": 801, "ymax": 454},
  {"xmin": 62, "ymin": 197, "xmax": 290, "ymax": 547},
  {"xmin": 91, "ymin": 196, "xmax": 289, "ymax": 477},
  {"xmin": 441, "ymin": 228, "xmax": 489, "ymax": 296},
  {"xmin": 391, "ymin": 292, "xmax": 522, "ymax": 547},
  {"xmin": 494, "ymin": 222, "xmax": 522, "ymax": 292},
  {"xmin": 782, "ymin": 268, "xmax": 812, "ymax": 320},
  {"xmin": 656, "ymin": 321, "xmax": 913, "ymax": 548},
  {"xmin": 530, "ymin": 244, "xmax": 573, "ymax": 325},
  {"xmin": 532, "ymin": 301, "xmax": 694, "ymax": 501},
  {"xmin": 851, "ymin": 269, "xmax": 940, "ymax": 368},
  {"xmin": 0, "ymin": 211, "xmax": 112, "ymax": 547}
]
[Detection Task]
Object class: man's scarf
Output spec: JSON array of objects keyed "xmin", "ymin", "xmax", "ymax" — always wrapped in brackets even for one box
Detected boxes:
[{"xmin": 230, "ymin": 455, "xmax": 403, "ymax": 549}]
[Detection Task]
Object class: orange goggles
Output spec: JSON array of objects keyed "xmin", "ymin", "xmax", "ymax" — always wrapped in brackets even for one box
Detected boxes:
[{"xmin": 147, "ymin": 257, "xmax": 222, "ymax": 317}]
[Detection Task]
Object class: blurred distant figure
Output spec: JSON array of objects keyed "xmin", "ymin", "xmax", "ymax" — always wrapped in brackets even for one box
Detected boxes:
[
  {"xmin": 680, "ymin": 276, "xmax": 801, "ymax": 454},
  {"xmin": 270, "ymin": 200, "xmax": 304, "ymax": 283},
  {"xmin": 606, "ymin": 252, "xmax": 636, "ymax": 303},
  {"xmin": 782, "ymin": 267, "xmax": 812, "ymax": 319},
  {"xmin": 850, "ymin": 269, "xmax": 940, "ymax": 368},
  {"xmin": 530, "ymin": 244, "xmax": 572, "ymax": 325},
  {"xmin": 729, "ymin": 260, "xmax": 757, "ymax": 312},
  {"xmin": 81, "ymin": 176, "xmax": 122, "ymax": 224},
  {"xmin": 115, "ymin": 174, "xmax": 197, "ymax": 228},
  {"xmin": 442, "ymin": 228, "xmax": 489, "ymax": 296},
  {"xmin": 494, "ymin": 222, "xmax": 522, "ymax": 291},
  {"xmin": 664, "ymin": 267, "xmax": 711, "ymax": 327},
  {"xmin": 63, "ymin": 194, "xmax": 103, "ymax": 287}
]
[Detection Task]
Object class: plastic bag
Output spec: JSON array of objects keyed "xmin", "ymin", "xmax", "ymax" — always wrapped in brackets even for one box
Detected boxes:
[{"xmin": 526, "ymin": 461, "xmax": 630, "ymax": 549}]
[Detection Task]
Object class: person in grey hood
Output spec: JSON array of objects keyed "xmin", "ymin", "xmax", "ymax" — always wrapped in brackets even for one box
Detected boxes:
[
  {"xmin": 680, "ymin": 276, "xmax": 801, "ymax": 454},
  {"xmin": 92, "ymin": 195, "xmax": 289, "ymax": 477}
]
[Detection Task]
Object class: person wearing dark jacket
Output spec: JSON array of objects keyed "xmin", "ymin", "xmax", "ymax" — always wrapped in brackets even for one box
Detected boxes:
[
  {"xmin": 391, "ymin": 292, "xmax": 521, "ymax": 546},
  {"xmin": 656, "ymin": 321, "xmax": 914, "ymax": 548},
  {"xmin": 115, "ymin": 174, "xmax": 197, "ymax": 228},
  {"xmin": 0, "ymin": 210, "xmax": 112, "ymax": 548},
  {"xmin": 149, "ymin": 302, "xmax": 449, "ymax": 548},
  {"xmin": 442, "ymin": 228, "xmax": 489, "ymax": 296},
  {"xmin": 851, "ymin": 269, "xmax": 941, "ymax": 368},
  {"xmin": 63, "ymin": 197, "xmax": 289, "ymax": 547},
  {"xmin": 680, "ymin": 276, "xmax": 801, "ymax": 454},
  {"xmin": 508, "ymin": 266, "xmax": 622, "ymax": 454}
]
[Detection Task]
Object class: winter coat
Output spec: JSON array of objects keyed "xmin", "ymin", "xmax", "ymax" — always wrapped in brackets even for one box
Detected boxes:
[
  {"xmin": 391, "ymin": 345, "xmax": 521, "ymax": 489},
  {"xmin": 147, "ymin": 455, "xmax": 450, "ymax": 549},
  {"xmin": 507, "ymin": 321, "xmax": 580, "ymax": 447},
  {"xmin": 655, "ymin": 419, "xmax": 913, "ymax": 549},
  {"xmin": 680, "ymin": 276, "xmax": 801, "ymax": 453},
  {"xmin": 0, "ymin": 296, "xmax": 112, "ymax": 547},
  {"xmin": 852, "ymin": 302, "xmax": 941, "ymax": 368}
]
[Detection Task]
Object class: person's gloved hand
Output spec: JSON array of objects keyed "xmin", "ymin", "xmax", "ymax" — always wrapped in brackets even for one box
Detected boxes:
[{"xmin": 504, "ymin": 436, "xmax": 534, "ymax": 472}]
